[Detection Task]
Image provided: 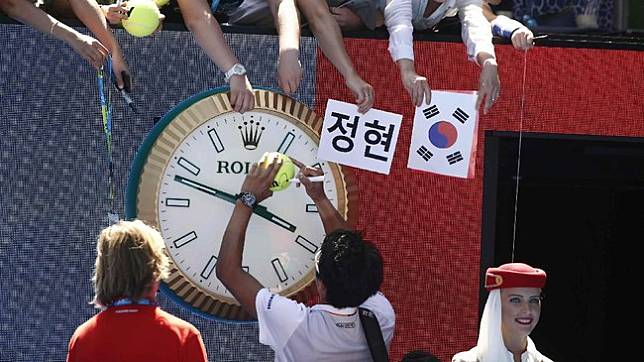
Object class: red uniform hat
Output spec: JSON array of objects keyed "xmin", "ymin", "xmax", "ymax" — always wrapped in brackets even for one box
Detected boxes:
[{"xmin": 484, "ymin": 263, "xmax": 547, "ymax": 290}]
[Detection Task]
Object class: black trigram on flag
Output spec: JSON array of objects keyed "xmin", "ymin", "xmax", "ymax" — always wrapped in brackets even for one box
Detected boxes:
[
  {"xmin": 416, "ymin": 146, "xmax": 433, "ymax": 162},
  {"xmin": 452, "ymin": 108, "xmax": 469, "ymax": 124},
  {"xmin": 423, "ymin": 105, "xmax": 440, "ymax": 119},
  {"xmin": 446, "ymin": 151, "xmax": 463, "ymax": 165}
]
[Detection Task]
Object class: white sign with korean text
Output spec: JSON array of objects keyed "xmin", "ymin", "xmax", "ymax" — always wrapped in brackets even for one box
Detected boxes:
[
  {"xmin": 407, "ymin": 91, "xmax": 479, "ymax": 179},
  {"xmin": 318, "ymin": 99, "xmax": 403, "ymax": 175}
]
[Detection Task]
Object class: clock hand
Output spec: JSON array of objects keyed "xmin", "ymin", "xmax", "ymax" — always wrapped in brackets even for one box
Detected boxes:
[
  {"xmin": 174, "ymin": 175, "xmax": 237, "ymax": 204},
  {"xmin": 253, "ymin": 204, "xmax": 296, "ymax": 233},
  {"xmin": 174, "ymin": 175, "xmax": 297, "ymax": 233}
]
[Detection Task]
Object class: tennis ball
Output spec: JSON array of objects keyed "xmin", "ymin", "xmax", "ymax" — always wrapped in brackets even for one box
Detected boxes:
[
  {"xmin": 260, "ymin": 152, "xmax": 296, "ymax": 192},
  {"xmin": 122, "ymin": 0, "xmax": 161, "ymax": 38},
  {"xmin": 154, "ymin": 0, "xmax": 170, "ymax": 7}
]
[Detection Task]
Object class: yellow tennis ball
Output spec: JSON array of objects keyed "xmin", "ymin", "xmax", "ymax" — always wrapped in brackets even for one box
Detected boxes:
[
  {"xmin": 260, "ymin": 152, "xmax": 296, "ymax": 192},
  {"xmin": 122, "ymin": 0, "xmax": 161, "ymax": 38},
  {"xmin": 154, "ymin": 0, "xmax": 170, "ymax": 7}
]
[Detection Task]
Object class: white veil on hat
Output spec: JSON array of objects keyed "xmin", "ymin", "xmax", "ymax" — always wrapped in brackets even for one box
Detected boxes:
[{"xmin": 476, "ymin": 289, "xmax": 512, "ymax": 362}]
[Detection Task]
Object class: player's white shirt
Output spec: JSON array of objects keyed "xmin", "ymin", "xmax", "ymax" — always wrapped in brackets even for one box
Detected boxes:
[{"xmin": 256, "ymin": 288, "xmax": 395, "ymax": 362}]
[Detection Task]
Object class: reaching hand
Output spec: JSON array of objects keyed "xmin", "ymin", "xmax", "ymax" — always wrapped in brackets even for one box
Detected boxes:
[
  {"xmin": 476, "ymin": 60, "xmax": 500, "ymax": 115},
  {"xmin": 102, "ymin": 2, "xmax": 129, "ymax": 24},
  {"xmin": 240, "ymin": 161, "xmax": 281, "ymax": 203},
  {"xmin": 277, "ymin": 49, "xmax": 302, "ymax": 93},
  {"xmin": 511, "ymin": 27, "xmax": 535, "ymax": 51},
  {"xmin": 228, "ymin": 74, "xmax": 255, "ymax": 113},
  {"xmin": 330, "ymin": 7, "xmax": 364, "ymax": 31},
  {"xmin": 345, "ymin": 73, "xmax": 374, "ymax": 114},
  {"xmin": 290, "ymin": 158, "xmax": 326, "ymax": 203},
  {"xmin": 400, "ymin": 68, "xmax": 431, "ymax": 107},
  {"xmin": 69, "ymin": 33, "xmax": 109, "ymax": 69},
  {"xmin": 110, "ymin": 51, "xmax": 131, "ymax": 91}
]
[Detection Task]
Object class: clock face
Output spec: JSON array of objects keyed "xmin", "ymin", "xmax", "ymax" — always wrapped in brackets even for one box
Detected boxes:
[{"xmin": 126, "ymin": 89, "xmax": 357, "ymax": 320}]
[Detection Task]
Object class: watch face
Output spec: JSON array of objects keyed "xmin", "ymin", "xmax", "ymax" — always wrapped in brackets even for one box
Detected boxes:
[
  {"xmin": 233, "ymin": 64, "xmax": 245, "ymax": 74},
  {"xmin": 126, "ymin": 88, "xmax": 357, "ymax": 320},
  {"xmin": 238, "ymin": 192, "xmax": 256, "ymax": 208}
]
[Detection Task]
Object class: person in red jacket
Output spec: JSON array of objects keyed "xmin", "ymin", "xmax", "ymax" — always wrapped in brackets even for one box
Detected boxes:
[{"xmin": 66, "ymin": 219, "xmax": 208, "ymax": 362}]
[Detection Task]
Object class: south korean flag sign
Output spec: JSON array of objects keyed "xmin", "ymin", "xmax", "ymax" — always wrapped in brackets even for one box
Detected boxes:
[{"xmin": 407, "ymin": 91, "xmax": 478, "ymax": 179}]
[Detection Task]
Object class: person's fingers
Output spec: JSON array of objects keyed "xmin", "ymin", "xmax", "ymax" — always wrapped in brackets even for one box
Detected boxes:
[
  {"xmin": 267, "ymin": 158, "xmax": 282, "ymax": 179},
  {"xmin": 247, "ymin": 162, "xmax": 259, "ymax": 177},
  {"xmin": 485, "ymin": 95, "xmax": 494, "ymax": 114},
  {"xmin": 291, "ymin": 158, "xmax": 305, "ymax": 169},
  {"xmin": 410, "ymin": 84, "xmax": 418, "ymax": 106},
  {"xmin": 362, "ymin": 87, "xmax": 374, "ymax": 112},
  {"xmin": 96, "ymin": 41, "xmax": 110, "ymax": 57},
  {"xmin": 243, "ymin": 92, "xmax": 254, "ymax": 113},
  {"xmin": 476, "ymin": 92, "xmax": 483, "ymax": 110},
  {"xmin": 299, "ymin": 173, "xmax": 313, "ymax": 188},
  {"xmin": 114, "ymin": 71, "xmax": 124, "ymax": 89},
  {"xmin": 239, "ymin": 93, "xmax": 249, "ymax": 114},
  {"xmin": 526, "ymin": 34, "xmax": 534, "ymax": 49},
  {"xmin": 229, "ymin": 91, "xmax": 239, "ymax": 112},
  {"xmin": 423, "ymin": 82, "xmax": 431, "ymax": 105}
]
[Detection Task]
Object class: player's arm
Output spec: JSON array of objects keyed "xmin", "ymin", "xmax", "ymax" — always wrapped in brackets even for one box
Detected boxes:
[
  {"xmin": 216, "ymin": 161, "xmax": 281, "ymax": 318},
  {"xmin": 291, "ymin": 159, "xmax": 349, "ymax": 234}
]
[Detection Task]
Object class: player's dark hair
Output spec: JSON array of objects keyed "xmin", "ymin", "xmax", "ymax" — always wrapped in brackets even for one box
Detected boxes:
[{"xmin": 317, "ymin": 229, "xmax": 383, "ymax": 308}]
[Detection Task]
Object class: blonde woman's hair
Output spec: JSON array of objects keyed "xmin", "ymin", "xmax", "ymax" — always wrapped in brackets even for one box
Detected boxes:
[{"xmin": 92, "ymin": 220, "xmax": 169, "ymax": 307}]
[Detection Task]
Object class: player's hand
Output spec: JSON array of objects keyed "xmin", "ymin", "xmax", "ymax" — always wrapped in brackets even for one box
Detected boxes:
[
  {"xmin": 290, "ymin": 158, "xmax": 326, "ymax": 203},
  {"xmin": 102, "ymin": 2, "xmax": 129, "ymax": 24},
  {"xmin": 70, "ymin": 33, "xmax": 109, "ymax": 69},
  {"xmin": 400, "ymin": 68, "xmax": 431, "ymax": 107},
  {"xmin": 229, "ymin": 74, "xmax": 255, "ymax": 113},
  {"xmin": 277, "ymin": 48, "xmax": 302, "ymax": 93},
  {"xmin": 240, "ymin": 160, "xmax": 281, "ymax": 203},
  {"xmin": 511, "ymin": 27, "xmax": 535, "ymax": 51},
  {"xmin": 476, "ymin": 59, "xmax": 500, "ymax": 115},
  {"xmin": 345, "ymin": 73, "xmax": 374, "ymax": 114},
  {"xmin": 330, "ymin": 7, "xmax": 364, "ymax": 30}
]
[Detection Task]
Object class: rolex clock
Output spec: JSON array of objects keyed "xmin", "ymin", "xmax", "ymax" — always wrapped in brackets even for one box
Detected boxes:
[{"xmin": 125, "ymin": 88, "xmax": 358, "ymax": 320}]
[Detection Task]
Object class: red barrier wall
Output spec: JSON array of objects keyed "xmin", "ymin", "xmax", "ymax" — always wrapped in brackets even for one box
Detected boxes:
[{"xmin": 315, "ymin": 39, "xmax": 643, "ymax": 361}]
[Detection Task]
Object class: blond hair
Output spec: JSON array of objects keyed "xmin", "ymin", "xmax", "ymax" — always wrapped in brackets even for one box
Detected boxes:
[{"xmin": 92, "ymin": 220, "xmax": 169, "ymax": 307}]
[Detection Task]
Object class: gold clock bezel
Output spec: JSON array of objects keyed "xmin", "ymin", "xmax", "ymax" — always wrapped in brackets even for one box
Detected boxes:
[{"xmin": 126, "ymin": 89, "xmax": 358, "ymax": 320}]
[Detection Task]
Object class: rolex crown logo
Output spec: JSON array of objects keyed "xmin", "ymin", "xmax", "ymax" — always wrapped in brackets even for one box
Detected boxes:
[{"xmin": 239, "ymin": 120, "xmax": 265, "ymax": 150}]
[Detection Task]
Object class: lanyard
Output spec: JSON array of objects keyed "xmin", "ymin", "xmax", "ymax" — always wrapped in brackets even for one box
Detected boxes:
[
  {"xmin": 109, "ymin": 298, "xmax": 157, "ymax": 307},
  {"xmin": 97, "ymin": 57, "xmax": 118, "ymax": 225}
]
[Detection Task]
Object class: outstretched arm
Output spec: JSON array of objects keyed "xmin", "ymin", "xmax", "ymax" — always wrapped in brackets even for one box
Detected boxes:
[
  {"xmin": 67, "ymin": 0, "xmax": 131, "ymax": 88},
  {"xmin": 216, "ymin": 161, "xmax": 281, "ymax": 318},
  {"xmin": 297, "ymin": 0, "xmax": 373, "ymax": 113},
  {"xmin": 291, "ymin": 159, "xmax": 349, "ymax": 234},
  {"xmin": 458, "ymin": 0, "xmax": 499, "ymax": 114},
  {"xmin": 1, "ymin": 0, "xmax": 108, "ymax": 68},
  {"xmin": 384, "ymin": 0, "xmax": 431, "ymax": 106},
  {"xmin": 484, "ymin": 3, "xmax": 534, "ymax": 51},
  {"xmin": 176, "ymin": 0, "xmax": 254, "ymax": 112},
  {"xmin": 268, "ymin": 0, "xmax": 302, "ymax": 93}
]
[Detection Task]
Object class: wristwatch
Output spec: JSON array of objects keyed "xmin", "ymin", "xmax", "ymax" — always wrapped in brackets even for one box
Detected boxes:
[
  {"xmin": 224, "ymin": 63, "xmax": 247, "ymax": 83},
  {"xmin": 236, "ymin": 192, "xmax": 257, "ymax": 209}
]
